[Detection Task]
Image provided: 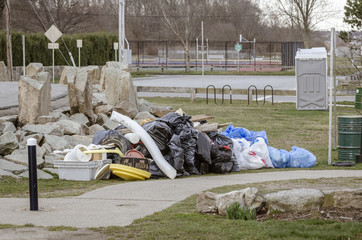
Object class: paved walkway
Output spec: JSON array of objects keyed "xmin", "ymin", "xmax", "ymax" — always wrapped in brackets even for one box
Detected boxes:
[{"xmin": 0, "ymin": 170, "xmax": 361, "ymax": 228}]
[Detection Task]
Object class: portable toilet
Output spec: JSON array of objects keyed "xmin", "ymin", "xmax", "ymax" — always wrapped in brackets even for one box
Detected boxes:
[{"xmin": 295, "ymin": 47, "xmax": 328, "ymax": 110}]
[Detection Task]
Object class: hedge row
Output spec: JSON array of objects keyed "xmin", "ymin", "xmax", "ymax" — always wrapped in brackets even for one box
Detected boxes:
[{"xmin": 0, "ymin": 31, "xmax": 119, "ymax": 66}]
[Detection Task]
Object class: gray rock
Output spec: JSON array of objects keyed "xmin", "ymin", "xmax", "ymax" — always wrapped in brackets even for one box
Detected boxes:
[
  {"xmin": 89, "ymin": 124, "xmax": 105, "ymax": 135},
  {"xmin": 138, "ymin": 98, "xmax": 173, "ymax": 115},
  {"xmin": 41, "ymin": 143, "xmax": 52, "ymax": 155},
  {"xmin": 0, "ymin": 131, "xmax": 19, "ymax": 155},
  {"xmin": 0, "ymin": 122, "xmax": 16, "ymax": 134},
  {"xmin": 22, "ymin": 134, "xmax": 44, "ymax": 146},
  {"xmin": 15, "ymin": 130, "xmax": 26, "ymax": 142},
  {"xmin": 56, "ymin": 119, "xmax": 82, "ymax": 135},
  {"xmin": 43, "ymin": 135, "xmax": 68, "ymax": 151},
  {"xmin": 96, "ymin": 113, "xmax": 109, "ymax": 126},
  {"xmin": 45, "ymin": 153, "xmax": 65, "ymax": 165},
  {"xmin": 264, "ymin": 188, "xmax": 325, "ymax": 212},
  {"xmin": 114, "ymin": 101, "xmax": 139, "ymax": 119},
  {"xmin": 18, "ymin": 74, "xmax": 51, "ymax": 125},
  {"xmin": 22, "ymin": 123, "xmax": 64, "ymax": 136},
  {"xmin": 0, "ymin": 168, "xmax": 19, "ymax": 178},
  {"xmin": 70, "ymin": 113, "xmax": 90, "ymax": 126},
  {"xmin": 37, "ymin": 116, "xmax": 56, "ymax": 124},
  {"xmin": 4, "ymin": 149, "xmax": 44, "ymax": 168},
  {"xmin": 63, "ymin": 135, "xmax": 93, "ymax": 149},
  {"xmin": 74, "ymin": 68, "xmax": 95, "ymax": 123},
  {"xmin": 134, "ymin": 111, "xmax": 156, "ymax": 121},
  {"xmin": 19, "ymin": 169, "xmax": 53, "ymax": 180},
  {"xmin": 103, "ymin": 119, "xmax": 120, "ymax": 130},
  {"xmin": 26, "ymin": 62, "xmax": 43, "ymax": 77},
  {"xmin": 216, "ymin": 187, "xmax": 265, "ymax": 216},
  {"xmin": 196, "ymin": 192, "xmax": 218, "ymax": 213},
  {"xmin": 0, "ymin": 61, "xmax": 8, "ymax": 82},
  {"xmin": 0, "ymin": 158, "xmax": 28, "ymax": 174},
  {"xmin": 83, "ymin": 65, "xmax": 100, "ymax": 84},
  {"xmin": 0, "ymin": 115, "xmax": 17, "ymax": 125},
  {"xmin": 59, "ymin": 66, "xmax": 77, "ymax": 85},
  {"xmin": 95, "ymin": 105, "xmax": 113, "ymax": 116},
  {"xmin": 49, "ymin": 111, "xmax": 69, "ymax": 121}
]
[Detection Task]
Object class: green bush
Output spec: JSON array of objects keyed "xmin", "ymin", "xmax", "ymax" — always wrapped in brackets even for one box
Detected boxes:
[
  {"xmin": 226, "ymin": 202, "xmax": 256, "ymax": 220},
  {"xmin": 0, "ymin": 31, "xmax": 118, "ymax": 66}
]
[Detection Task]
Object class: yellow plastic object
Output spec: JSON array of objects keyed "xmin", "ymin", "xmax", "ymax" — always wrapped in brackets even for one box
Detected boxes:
[
  {"xmin": 110, "ymin": 164, "xmax": 151, "ymax": 180},
  {"xmin": 139, "ymin": 118, "xmax": 154, "ymax": 126},
  {"xmin": 82, "ymin": 148, "xmax": 125, "ymax": 158},
  {"xmin": 112, "ymin": 170, "xmax": 145, "ymax": 181}
]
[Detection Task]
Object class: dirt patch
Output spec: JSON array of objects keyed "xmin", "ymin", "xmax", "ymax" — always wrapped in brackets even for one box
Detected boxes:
[{"xmin": 257, "ymin": 207, "xmax": 362, "ymax": 222}]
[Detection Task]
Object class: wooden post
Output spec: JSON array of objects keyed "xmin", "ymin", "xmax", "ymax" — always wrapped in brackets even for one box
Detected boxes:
[{"xmin": 5, "ymin": 0, "xmax": 13, "ymax": 81}]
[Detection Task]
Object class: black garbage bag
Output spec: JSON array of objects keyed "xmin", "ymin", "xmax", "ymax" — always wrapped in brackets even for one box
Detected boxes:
[
  {"xmin": 210, "ymin": 161, "xmax": 234, "ymax": 174},
  {"xmin": 142, "ymin": 121, "xmax": 173, "ymax": 154},
  {"xmin": 168, "ymin": 134, "xmax": 185, "ymax": 172},
  {"xmin": 180, "ymin": 128, "xmax": 199, "ymax": 175},
  {"xmin": 92, "ymin": 130, "xmax": 132, "ymax": 162},
  {"xmin": 161, "ymin": 112, "xmax": 194, "ymax": 134},
  {"xmin": 207, "ymin": 131, "xmax": 233, "ymax": 148},
  {"xmin": 195, "ymin": 130, "xmax": 212, "ymax": 164},
  {"xmin": 210, "ymin": 144, "xmax": 233, "ymax": 163},
  {"xmin": 149, "ymin": 161, "xmax": 167, "ymax": 178}
]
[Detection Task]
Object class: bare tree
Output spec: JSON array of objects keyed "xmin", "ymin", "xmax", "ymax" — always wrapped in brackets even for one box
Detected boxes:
[
  {"xmin": 156, "ymin": 0, "xmax": 210, "ymax": 71},
  {"xmin": 274, "ymin": 0, "xmax": 329, "ymax": 48}
]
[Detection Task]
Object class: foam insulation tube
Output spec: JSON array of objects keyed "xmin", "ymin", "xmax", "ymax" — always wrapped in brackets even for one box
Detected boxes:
[{"xmin": 111, "ymin": 111, "xmax": 177, "ymax": 179}]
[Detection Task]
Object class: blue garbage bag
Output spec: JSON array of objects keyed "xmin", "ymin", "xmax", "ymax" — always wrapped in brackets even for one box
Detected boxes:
[
  {"xmin": 268, "ymin": 146, "xmax": 289, "ymax": 168},
  {"xmin": 221, "ymin": 125, "xmax": 268, "ymax": 145},
  {"xmin": 287, "ymin": 146, "xmax": 316, "ymax": 168}
]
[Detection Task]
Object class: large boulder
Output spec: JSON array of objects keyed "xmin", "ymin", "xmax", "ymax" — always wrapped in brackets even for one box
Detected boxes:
[
  {"xmin": 68, "ymin": 68, "xmax": 95, "ymax": 123},
  {"xmin": 4, "ymin": 149, "xmax": 44, "ymax": 168},
  {"xmin": 59, "ymin": 66, "xmax": 77, "ymax": 85},
  {"xmin": 83, "ymin": 66, "xmax": 100, "ymax": 85},
  {"xmin": 43, "ymin": 134, "xmax": 68, "ymax": 151},
  {"xmin": 104, "ymin": 67, "xmax": 138, "ymax": 112},
  {"xmin": 18, "ymin": 74, "xmax": 51, "ymax": 125},
  {"xmin": 0, "ymin": 131, "xmax": 19, "ymax": 155},
  {"xmin": 0, "ymin": 121, "xmax": 16, "ymax": 134},
  {"xmin": 264, "ymin": 188, "xmax": 325, "ymax": 212},
  {"xmin": 26, "ymin": 63, "xmax": 43, "ymax": 77},
  {"xmin": 196, "ymin": 192, "xmax": 218, "ymax": 214},
  {"xmin": 0, "ymin": 61, "xmax": 8, "ymax": 82},
  {"xmin": 0, "ymin": 158, "xmax": 28, "ymax": 174},
  {"xmin": 216, "ymin": 187, "xmax": 265, "ymax": 216},
  {"xmin": 19, "ymin": 169, "xmax": 53, "ymax": 180}
]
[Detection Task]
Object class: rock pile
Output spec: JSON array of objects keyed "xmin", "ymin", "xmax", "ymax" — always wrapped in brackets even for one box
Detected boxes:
[{"xmin": 0, "ymin": 62, "xmax": 172, "ymax": 180}]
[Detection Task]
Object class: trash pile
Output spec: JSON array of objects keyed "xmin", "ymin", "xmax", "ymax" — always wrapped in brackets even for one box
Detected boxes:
[
  {"xmin": 53, "ymin": 110, "xmax": 316, "ymax": 181},
  {"xmin": 72, "ymin": 110, "xmax": 316, "ymax": 180}
]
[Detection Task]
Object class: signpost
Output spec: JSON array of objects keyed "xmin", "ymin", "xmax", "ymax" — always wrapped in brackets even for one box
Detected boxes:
[
  {"xmin": 114, "ymin": 42, "xmax": 119, "ymax": 61},
  {"xmin": 235, "ymin": 43, "xmax": 242, "ymax": 72},
  {"xmin": 77, "ymin": 39, "xmax": 82, "ymax": 68},
  {"xmin": 45, "ymin": 25, "xmax": 62, "ymax": 83}
]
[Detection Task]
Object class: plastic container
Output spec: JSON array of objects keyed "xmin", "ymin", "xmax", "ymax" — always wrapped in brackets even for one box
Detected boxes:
[{"xmin": 54, "ymin": 159, "xmax": 111, "ymax": 181}]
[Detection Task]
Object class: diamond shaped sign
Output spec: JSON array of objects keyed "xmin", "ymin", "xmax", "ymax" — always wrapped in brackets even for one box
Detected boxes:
[{"xmin": 45, "ymin": 25, "xmax": 62, "ymax": 43}]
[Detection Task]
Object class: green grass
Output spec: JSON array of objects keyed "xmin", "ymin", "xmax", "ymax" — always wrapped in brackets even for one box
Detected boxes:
[
  {"xmin": 0, "ymin": 176, "xmax": 121, "ymax": 198},
  {"xmin": 95, "ymin": 178, "xmax": 362, "ymax": 240}
]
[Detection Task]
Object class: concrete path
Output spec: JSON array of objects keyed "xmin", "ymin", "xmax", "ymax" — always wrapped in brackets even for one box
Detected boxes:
[
  {"xmin": 0, "ymin": 82, "xmax": 68, "ymax": 110},
  {"xmin": 0, "ymin": 170, "xmax": 361, "ymax": 228}
]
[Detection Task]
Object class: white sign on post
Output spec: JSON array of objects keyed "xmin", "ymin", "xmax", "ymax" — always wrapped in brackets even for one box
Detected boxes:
[
  {"xmin": 45, "ymin": 25, "xmax": 62, "ymax": 43},
  {"xmin": 114, "ymin": 42, "xmax": 119, "ymax": 61},
  {"xmin": 48, "ymin": 43, "xmax": 59, "ymax": 49},
  {"xmin": 77, "ymin": 39, "xmax": 82, "ymax": 68},
  {"xmin": 45, "ymin": 25, "xmax": 62, "ymax": 83}
]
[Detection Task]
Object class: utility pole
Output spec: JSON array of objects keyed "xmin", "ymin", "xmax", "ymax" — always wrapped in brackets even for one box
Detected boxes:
[{"xmin": 5, "ymin": 0, "xmax": 13, "ymax": 81}]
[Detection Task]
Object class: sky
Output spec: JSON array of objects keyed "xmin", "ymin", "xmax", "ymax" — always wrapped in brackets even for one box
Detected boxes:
[{"xmin": 317, "ymin": 0, "xmax": 349, "ymax": 31}]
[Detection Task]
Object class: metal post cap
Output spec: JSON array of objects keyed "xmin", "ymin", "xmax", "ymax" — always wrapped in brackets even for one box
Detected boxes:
[{"xmin": 27, "ymin": 138, "xmax": 37, "ymax": 146}]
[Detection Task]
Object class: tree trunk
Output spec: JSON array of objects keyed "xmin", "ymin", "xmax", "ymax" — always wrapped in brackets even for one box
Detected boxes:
[
  {"xmin": 303, "ymin": 28, "xmax": 310, "ymax": 49},
  {"xmin": 5, "ymin": 0, "xmax": 12, "ymax": 81},
  {"xmin": 185, "ymin": 39, "xmax": 190, "ymax": 72}
]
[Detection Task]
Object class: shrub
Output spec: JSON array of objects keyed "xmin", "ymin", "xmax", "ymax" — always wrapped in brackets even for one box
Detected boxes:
[{"xmin": 225, "ymin": 202, "xmax": 256, "ymax": 220}]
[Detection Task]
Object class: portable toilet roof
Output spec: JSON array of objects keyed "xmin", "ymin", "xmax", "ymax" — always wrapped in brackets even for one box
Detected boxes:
[{"xmin": 295, "ymin": 47, "xmax": 327, "ymax": 60}]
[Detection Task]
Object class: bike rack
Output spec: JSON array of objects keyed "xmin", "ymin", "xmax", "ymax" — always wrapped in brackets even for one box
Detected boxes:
[
  {"xmin": 263, "ymin": 85, "xmax": 274, "ymax": 105},
  {"xmin": 248, "ymin": 85, "xmax": 259, "ymax": 105},
  {"xmin": 206, "ymin": 85, "xmax": 217, "ymax": 104},
  {"xmin": 222, "ymin": 85, "xmax": 232, "ymax": 104},
  {"xmin": 248, "ymin": 85, "xmax": 274, "ymax": 105}
]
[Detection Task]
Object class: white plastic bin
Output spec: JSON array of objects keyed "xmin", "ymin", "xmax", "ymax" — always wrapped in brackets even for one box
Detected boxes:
[{"xmin": 54, "ymin": 159, "xmax": 111, "ymax": 181}]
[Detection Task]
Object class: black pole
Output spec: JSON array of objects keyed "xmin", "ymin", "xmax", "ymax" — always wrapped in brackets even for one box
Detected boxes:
[{"xmin": 27, "ymin": 138, "xmax": 38, "ymax": 211}]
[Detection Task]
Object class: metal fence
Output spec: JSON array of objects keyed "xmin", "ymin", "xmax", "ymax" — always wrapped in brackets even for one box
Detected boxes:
[{"xmin": 129, "ymin": 40, "xmax": 304, "ymax": 71}]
